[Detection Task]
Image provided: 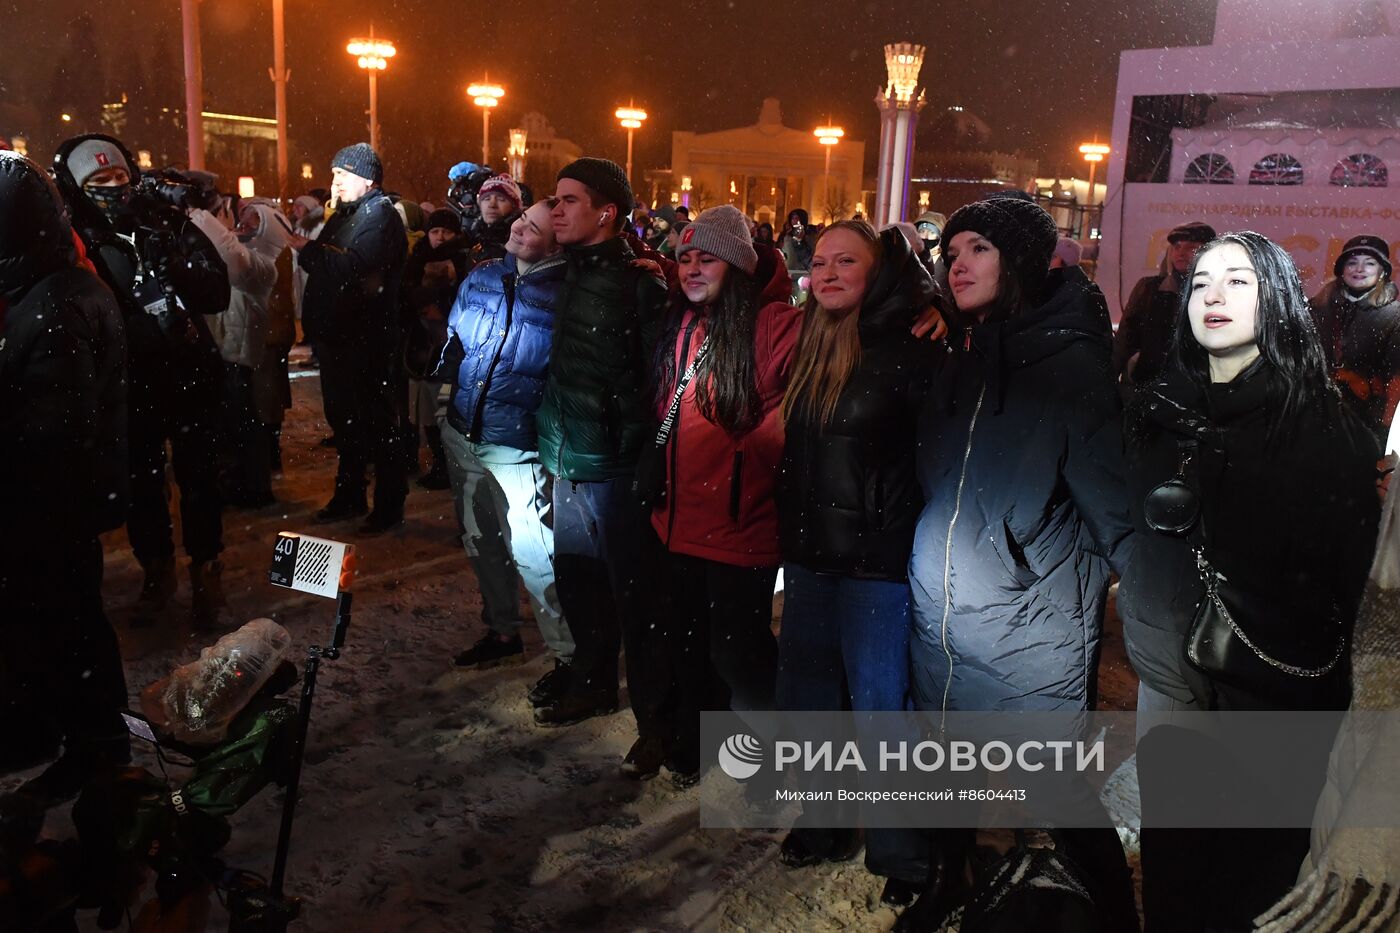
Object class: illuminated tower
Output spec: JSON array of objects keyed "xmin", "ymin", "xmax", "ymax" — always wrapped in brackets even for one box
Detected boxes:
[
  {"xmin": 508, "ymin": 128, "xmax": 528, "ymax": 182},
  {"xmin": 874, "ymin": 43, "xmax": 927, "ymax": 226}
]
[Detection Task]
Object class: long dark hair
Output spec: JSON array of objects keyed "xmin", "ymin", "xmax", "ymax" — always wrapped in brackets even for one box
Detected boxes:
[
  {"xmin": 652, "ymin": 267, "xmax": 764, "ymax": 438},
  {"xmin": 943, "ymin": 250, "xmax": 1026, "ymax": 327},
  {"xmin": 1161, "ymin": 231, "xmax": 1339, "ymax": 435}
]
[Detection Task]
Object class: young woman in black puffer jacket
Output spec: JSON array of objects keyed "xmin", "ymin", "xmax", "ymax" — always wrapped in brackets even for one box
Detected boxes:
[
  {"xmin": 1120, "ymin": 231, "xmax": 1381, "ymax": 932},
  {"xmin": 774, "ymin": 221, "xmax": 939, "ymax": 899}
]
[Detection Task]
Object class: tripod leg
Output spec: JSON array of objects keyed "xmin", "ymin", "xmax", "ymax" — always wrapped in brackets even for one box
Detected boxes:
[{"xmin": 270, "ymin": 651, "xmax": 319, "ymax": 898}]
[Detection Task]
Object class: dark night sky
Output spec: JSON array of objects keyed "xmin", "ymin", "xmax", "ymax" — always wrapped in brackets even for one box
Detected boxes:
[{"xmin": 5, "ymin": 0, "xmax": 1218, "ymax": 185}]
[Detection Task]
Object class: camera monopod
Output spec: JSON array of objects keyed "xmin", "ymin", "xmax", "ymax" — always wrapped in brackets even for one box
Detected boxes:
[{"xmin": 228, "ymin": 531, "xmax": 356, "ymax": 931}]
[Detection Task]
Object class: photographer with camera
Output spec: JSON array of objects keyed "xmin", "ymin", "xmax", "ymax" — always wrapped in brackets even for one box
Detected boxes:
[{"xmin": 52, "ymin": 134, "xmax": 231, "ymax": 629}]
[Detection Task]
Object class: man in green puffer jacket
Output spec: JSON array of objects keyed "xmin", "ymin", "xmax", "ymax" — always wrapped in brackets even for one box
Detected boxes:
[{"xmin": 533, "ymin": 158, "xmax": 670, "ymax": 734}]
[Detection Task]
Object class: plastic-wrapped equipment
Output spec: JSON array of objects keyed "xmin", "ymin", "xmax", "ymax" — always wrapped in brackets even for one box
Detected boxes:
[{"xmin": 158, "ymin": 619, "xmax": 293, "ymax": 746}]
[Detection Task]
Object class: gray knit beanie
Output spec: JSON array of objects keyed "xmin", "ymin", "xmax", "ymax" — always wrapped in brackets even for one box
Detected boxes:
[
  {"xmin": 675, "ymin": 204, "xmax": 758, "ymax": 275},
  {"xmin": 332, "ymin": 143, "xmax": 383, "ymax": 186},
  {"xmin": 66, "ymin": 138, "xmax": 133, "ymax": 187}
]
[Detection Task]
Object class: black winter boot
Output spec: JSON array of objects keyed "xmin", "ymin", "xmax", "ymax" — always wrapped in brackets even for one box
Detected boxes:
[
  {"xmin": 529, "ymin": 660, "xmax": 573, "ymax": 708},
  {"xmin": 130, "ymin": 556, "xmax": 177, "ymax": 626},
  {"xmin": 315, "ymin": 479, "xmax": 369, "ymax": 523},
  {"xmin": 892, "ymin": 829, "xmax": 973, "ymax": 932},
  {"xmin": 402, "ymin": 428, "xmax": 421, "ymax": 477},
  {"xmin": 189, "ymin": 559, "xmax": 227, "ymax": 630},
  {"xmin": 417, "ymin": 426, "xmax": 451, "ymax": 489},
  {"xmin": 1052, "ymin": 827, "xmax": 1141, "ymax": 933},
  {"xmin": 778, "ymin": 827, "xmax": 863, "ymax": 868},
  {"xmin": 268, "ymin": 424, "xmax": 284, "ymax": 473}
]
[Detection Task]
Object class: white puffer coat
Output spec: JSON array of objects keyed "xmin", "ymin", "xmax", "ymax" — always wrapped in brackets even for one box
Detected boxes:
[{"xmin": 191, "ymin": 207, "xmax": 277, "ymax": 367}]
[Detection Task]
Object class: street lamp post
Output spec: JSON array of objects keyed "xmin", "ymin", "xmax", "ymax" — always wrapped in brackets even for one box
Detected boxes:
[
  {"xmin": 1078, "ymin": 141, "xmax": 1110, "ymax": 238},
  {"xmin": 814, "ymin": 124, "xmax": 844, "ymax": 223},
  {"xmin": 270, "ymin": 0, "xmax": 289, "ymax": 201},
  {"xmin": 347, "ymin": 33, "xmax": 395, "ymax": 152},
  {"xmin": 180, "ymin": 0, "xmax": 206, "ymax": 169},
  {"xmin": 469, "ymin": 81, "xmax": 505, "ymax": 167},
  {"xmin": 615, "ymin": 105, "xmax": 647, "ymax": 189}
]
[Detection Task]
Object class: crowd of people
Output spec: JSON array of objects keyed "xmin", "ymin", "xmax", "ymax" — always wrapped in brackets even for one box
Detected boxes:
[{"xmin": 2, "ymin": 129, "xmax": 1397, "ymax": 931}]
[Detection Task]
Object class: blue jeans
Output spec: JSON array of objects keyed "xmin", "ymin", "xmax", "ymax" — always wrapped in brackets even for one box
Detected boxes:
[
  {"xmin": 776, "ymin": 565, "xmax": 912, "ymax": 712},
  {"xmin": 440, "ymin": 423, "xmax": 572, "ymax": 662},
  {"xmin": 776, "ymin": 565, "xmax": 924, "ymax": 882}
]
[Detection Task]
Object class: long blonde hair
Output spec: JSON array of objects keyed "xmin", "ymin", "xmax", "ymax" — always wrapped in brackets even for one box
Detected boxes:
[
  {"xmin": 1321, "ymin": 271, "xmax": 1397, "ymax": 310},
  {"xmin": 781, "ymin": 221, "xmax": 881, "ymax": 426}
]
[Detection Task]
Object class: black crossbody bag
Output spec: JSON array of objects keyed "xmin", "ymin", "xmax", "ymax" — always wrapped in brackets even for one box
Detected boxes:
[{"xmin": 1144, "ymin": 439, "xmax": 1346, "ymax": 704}]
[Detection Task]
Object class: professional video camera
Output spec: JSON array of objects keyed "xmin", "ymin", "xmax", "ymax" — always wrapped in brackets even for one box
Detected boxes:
[
  {"xmin": 445, "ymin": 162, "xmax": 493, "ymax": 225},
  {"xmin": 126, "ymin": 170, "xmax": 220, "ymax": 226},
  {"xmin": 115, "ymin": 168, "xmax": 229, "ymax": 331}
]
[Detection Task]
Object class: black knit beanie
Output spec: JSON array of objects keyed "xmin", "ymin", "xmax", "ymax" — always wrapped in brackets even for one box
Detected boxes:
[
  {"xmin": 425, "ymin": 208, "xmax": 461, "ymax": 235},
  {"xmin": 942, "ymin": 195, "xmax": 1059, "ymax": 301},
  {"xmin": 331, "ymin": 143, "xmax": 383, "ymax": 186},
  {"xmin": 557, "ymin": 157, "xmax": 633, "ymax": 217}
]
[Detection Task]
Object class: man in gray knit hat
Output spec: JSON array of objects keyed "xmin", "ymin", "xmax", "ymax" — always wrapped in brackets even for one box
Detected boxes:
[{"xmin": 292, "ymin": 142, "xmax": 409, "ymax": 533}]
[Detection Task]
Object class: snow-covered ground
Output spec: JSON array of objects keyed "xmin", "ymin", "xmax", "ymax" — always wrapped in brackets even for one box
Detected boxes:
[{"xmin": 11, "ymin": 362, "xmax": 1142, "ymax": 932}]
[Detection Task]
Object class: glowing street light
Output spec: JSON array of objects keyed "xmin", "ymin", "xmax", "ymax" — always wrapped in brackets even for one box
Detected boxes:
[
  {"xmin": 469, "ymin": 80, "xmax": 505, "ymax": 166},
  {"xmin": 347, "ymin": 34, "xmax": 395, "ymax": 152},
  {"xmin": 347, "ymin": 37, "xmax": 396, "ymax": 68},
  {"xmin": 615, "ymin": 105, "xmax": 647, "ymax": 189},
  {"xmin": 1078, "ymin": 141, "xmax": 1110, "ymax": 230},
  {"xmin": 814, "ymin": 123, "xmax": 845, "ymax": 223}
]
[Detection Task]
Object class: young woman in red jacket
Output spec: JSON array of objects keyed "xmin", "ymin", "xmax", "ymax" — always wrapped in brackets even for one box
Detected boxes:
[{"xmin": 640, "ymin": 205, "xmax": 803, "ymax": 783}]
